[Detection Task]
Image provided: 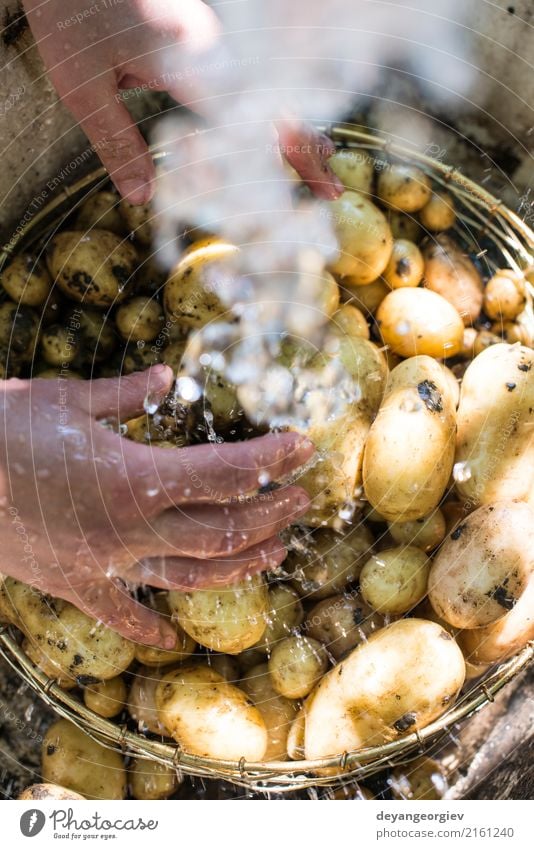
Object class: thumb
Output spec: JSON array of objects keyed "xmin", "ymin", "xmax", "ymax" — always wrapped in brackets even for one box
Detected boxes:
[{"xmin": 79, "ymin": 364, "xmax": 174, "ymax": 420}]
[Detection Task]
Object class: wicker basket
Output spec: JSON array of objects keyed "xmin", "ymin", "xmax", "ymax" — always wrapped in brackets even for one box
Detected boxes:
[{"xmin": 0, "ymin": 125, "xmax": 533, "ymax": 793}]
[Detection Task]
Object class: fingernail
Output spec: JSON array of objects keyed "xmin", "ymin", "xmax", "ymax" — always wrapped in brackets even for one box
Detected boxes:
[
  {"xmin": 116, "ymin": 177, "xmax": 153, "ymax": 205},
  {"xmin": 295, "ymin": 436, "xmax": 315, "ymax": 457},
  {"xmin": 150, "ymin": 364, "xmax": 168, "ymax": 376},
  {"xmin": 295, "ymin": 489, "xmax": 311, "ymax": 512},
  {"xmin": 163, "ymin": 632, "xmax": 177, "ymax": 650}
]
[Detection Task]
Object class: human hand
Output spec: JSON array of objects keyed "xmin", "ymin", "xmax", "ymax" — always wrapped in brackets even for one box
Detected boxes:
[{"xmin": 0, "ymin": 366, "xmax": 313, "ymax": 647}]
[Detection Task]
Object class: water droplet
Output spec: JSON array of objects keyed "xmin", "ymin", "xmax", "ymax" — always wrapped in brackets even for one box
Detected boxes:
[
  {"xmin": 453, "ymin": 461, "xmax": 472, "ymax": 483},
  {"xmin": 175, "ymin": 376, "xmax": 202, "ymax": 403},
  {"xmin": 258, "ymin": 471, "xmax": 270, "ymax": 486}
]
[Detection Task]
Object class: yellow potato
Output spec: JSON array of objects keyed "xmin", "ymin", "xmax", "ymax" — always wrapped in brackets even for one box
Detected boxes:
[
  {"xmin": 68, "ymin": 306, "xmax": 116, "ymax": 364},
  {"xmin": 42, "ymin": 720, "xmax": 126, "ymax": 800},
  {"xmin": 130, "ymin": 759, "xmax": 179, "ymax": 800},
  {"xmin": 253, "ymin": 583, "xmax": 304, "ymax": 653},
  {"xmin": 285, "ymin": 525, "xmax": 374, "ymax": 600},
  {"xmin": 76, "ymin": 190, "xmax": 125, "ymax": 235},
  {"xmin": 0, "ymin": 302, "xmax": 39, "ymax": 361},
  {"xmin": 483, "ymin": 269, "xmax": 526, "ymax": 321},
  {"xmin": 304, "ymin": 592, "xmax": 385, "ymax": 660},
  {"xmin": 428, "ymin": 501, "xmax": 534, "ymax": 629},
  {"xmin": 241, "ymin": 663, "xmax": 299, "ymax": 760},
  {"xmin": 377, "ymin": 164, "xmax": 431, "ymax": 212},
  {"xmin": 47, "ymin": 229, "xmax": 138, "ymax": 306},
  {"xmin": 127, "ymin": 668, "xmax": 166, "ymax": 735},
  {"xmin": 418, "ymin": 191, "xmax": 456, "ymax": 232},
  {"xmin": 363, "ymin": 356, "xmax": 456, "ymax": 521},
  {"xmin": 135, "ymin": 593, "xmax": 197, "ymax": 667},
  {"xmin": 326, "ymin": 192, "xmax": 393, "ymax": 283},
  {"xmin": 331, "ymin": 303, "xmax": 370, "ymax": 339},
  {"xmin": 120, "ymin": 198, "xmax": 152, "ymax": 245},
  {"xmin": 376, "ymin": 287, "xmax": 464, "ymax": 358},
  {"xmin": 268, "ymin": 636, "xmax": 328, "ymax": 699},
  {"xmin": 387, "ymin": 210, "xmax": 422, "ymax": 243},
  {"xmin": 388, "ymin": 509, "xmax": 446, "ymax": 552},
  {"xmin": 303, "ymin": 619, "xmax": 465, "ymax": 759},
  {"xmin": 341, "ymin": 278, "xmax": 390, "ymax": 314},
  {"xmin": 116, "ymin": 295, "xmax": 164, "ymax": 342},
  {"xmin": 83, "ymin": 676, "xmax": 127, "ymax": 718},
  {"xmin": 40, "ymin": 324, "xmax": 79, "ymax": 366},
  {"xmin": 328, "ymin": 150, "xmax": 374, "ymax": 195},
  {"xmin": 168, "ymin": 575, "xmax": 268, "ymax": 654},
  {"xmin": 360, "ymin": 545, "xmax": 430, "ymax": 615},
  {"xmin": 18, "ymin": 783, "xmax": 85, "ymax": 801},
  {"xmin": 0, "ymin": 254, "xmax": 52, "ymax": 306},
  {"xmin": 287, "ymin": 707, "xmax": 306, "ymax": 759},
  {"xmin": 422, "ymin": 234, "xmax": 483, "ymax": 325},
  {"xmin": 207, "ymin": 653, "xmax": 240, "ymax": 682},
  {"xmin": 156, "ymin": 665, "xmax": 268, "ymax": 761},
  {"xmin": 382, "ymin": 239, "xmax": 424, "ymax": 289},
  {"xmin": 454, "ymin": 343, "xmax": 534, "ymax": 507}
]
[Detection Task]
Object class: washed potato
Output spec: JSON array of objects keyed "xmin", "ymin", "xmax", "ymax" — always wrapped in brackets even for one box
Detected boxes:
[
  {"xmin": 285, "ymin": 525, "xmax": 374, "ymax": 600},
  {"xmin": 326, "ymin": 192, "xmax": 393, "ymax": 283},
  {"xmin": 428, "ymin": 501, "xmax": 534, "ymax": 629},
  {"xmin": 0, "ymin": 301, "xmax": 39, "ymax": 360},
  {"xmin": 40, "ymin": 324, "xmax": 79, "ymax": 366},
  {"xmin": 268, "ymin": 636, "xmax": 328, "ymax": 699},
  {"xmin": 363, "ymin": 357, "xmax": 456, "ymax": 521},
  {"xmin": 68, "ymin": 306, "xmax": 116, "ymax": 364},
  {"xmin": 454, "ymin": 343, "xmax": 534, "ymax": 507},
  {"xmin": 161, "ymin": 337, "xmax": 188, "ymax": 373},
  {"xmin": 130, "ymin": 759, "xmax": 179, "ymax": 800},
  {"xmin": 168, "ymin": 575, "xmax": 268, "ymax": 654},
  {"xmin": 441, "ymin": 364, "xmax": 460, "ymax": 408},
  {"xmin": 241, "ymin": 663, "xmax": 299, "ymax": 760},
  {"xmin": 83, "ymin": 676, "xmax": 127, "ymax": 718},
  {"xmin": 253, "ymin": 583, "xmax": 304, "ymax": 653},
  {"xmin": 388, "ymin": 509, "xmax": 446, "ymax": 552},
  {"xmin": 156, "ymin": 665, "xmax": 268, "ymax": 761},
  {"xmin": 47, "ymin": 229, "xmax": 138, "ymax": 306},
  {"xmin": 202, "ymin": 370, "xmax": 243, "ymax": 428},
  {"xmin": 377, "ymin": 287, "xmax": 464, "ymax": 358},
  {"xmin": 120, "ymin": 342, "xmax": 161, "ymax": 374},
  {"xmin": 422, "ymin": 234, "xmax": 483, "ymax": 325},
  {"xmin": 0, "ymin": 577, "xmax": 135, "ymax": 681},
  {"xmin": 287, "ymin": 708, "xmax": 306, "ymax": 759},
  {"xmin": 498, "ymin": 319, "xmax": 534, "ymax": 347},
  {"xmin": 116, "ymin": 295, "xmax": 164, "ymax": 342},
  {"xmin": 387, "ymin": 210, "xmax": 422, "ymax": 243},
  {"xmin": 19, "ymin": 783, "xmax": 85, "ymax": 801},
  {"xmin": 127, "ymin": 668, "xmax": 166, "ymax": 735},
  {"xmin": 332, "ymin": 303, "xmax": 370, "ymax": 339},
  {"xmin": 458, "ymin": 575, "xmax": 534, "ymax": 665},
  {"xmin": 120, "ymin": 198, "xmax": 152, "ymax": 245},
  {"xmin": 304, "ymin": 592, "xmax": 385, "ymax": 660},
  {"xmin": 304, "ymin": 619, "xmax": 465, "ymax": 759},
  {"xmin": 76, "ymin": 190, "xmax": 124, "ymax": 235},
  {"xmin": 360, "ymin": 545, "xmax": 430, "ymax": 615},
  {"xmin": 208, "ymin": 653, "xmax": 240, "ymax": 682},
  {"xmin": 134, "ymin": 593, "xmax": 197, "ymax": 666},
  {"xmin": 382, "ymin": 239, "xmax": 424, "ymax": 289},
  {"xmin": 0, "ymin": 254, "xmax": 52, "ymax": 306},
  {"xmin": 483, "ymin": 269, "xmax": 526, "ymax": 320},
  {"xmin": 418, "ymin": 191, "xmax": 456, "ymax": 232},
  {"xmin": 377, "ymin": 164, "xmax": 431, "ymax": 212},
  {"xmin": 328, "ymin": 150, "xmax": 374, "ymax": 194},
  {"xmin": 342, "ymin": 278, "xmax": 390, "ymax": 314},
  {"xmin": 164, "ymin": 237, "xmax": 239, "ymax": 328},
  {"xmin": 22, "ymin": 639, "xmax": 77, "ymax": 689},
  {"xmin": 42, "ymin": 720, "xmax": 126, "ymax": 800}
]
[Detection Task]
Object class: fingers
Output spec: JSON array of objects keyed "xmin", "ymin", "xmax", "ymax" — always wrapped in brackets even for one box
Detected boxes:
[
  {"xmin": 80, "ymin": 365, "xmax": 173, "ymax": 420},
  {"xmin": 119, "ymin": 431, "xmax": 315, "ymax": 507},
  {"xmin": 51, "ymin": 72, "xmax": 155, "ymax": 204},
  {"xmin": 63, "ymin": 580, "xmax": 177, "ymax": 649},
  {"xmin": 130, "ymin": 536, "xmax": 287, "ymax": 591},
  {"xmin": 277, "ymin": 121, "xmax": 344, "ymax": 200},
  {"xmin": 128, "ymin": 486, "xmax": 310, "ymax": 559}
]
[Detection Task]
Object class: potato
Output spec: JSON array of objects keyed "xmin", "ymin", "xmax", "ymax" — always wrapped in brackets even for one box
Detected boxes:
[
  {"xmin": 483, "ymin": 269, "xmax": 526, "ymax": 321},
  {"xmin": 422, "ymin": 234, "xmax": 483, "ymax": 325},
  {"xmin": 208, "ymin": 653, "xmax": 240, "ymax": 682},
  {"xmin": 360, "ymin": 545, "xmax": 430, "ymax": 615},
  {"xmin": 304, "ymin": 592, "xmax": 385, "ymax": 660},
  {"xmin": 22, "ymin": 639, "xmax": 77, "ymax": 689},
  {"xmin": 19, "ymin": 783, "xmax": 85, "ymax": 801},
  {"xmin": 454, "ymin": 343, "xmax": 534, "ymax": 507},
  {"xmin": 287, "ymin": 707, "xmax": 306, "ymax": 759},
  {"xmin": 389, "ymin": 756, "xmax": 448, "ymax": 800},
  {"xmin": 342, "ymin": 278, "xmax": 390, "ymax": 314},
  {"xmin": 498, "ymin": 319, "xmax": 533, "ymax": 347},
  {"xmin": 42, "ymin": 720, "xmax": 126, "ymax": 800},
  {"xmin": 376, "ymin": 287, "xmax": 464, "ymax": 358},
  {"xmin": 303, "ymin": 619, "xmax": 465, "ymax": 759},
  {"xmin": 382, "ymin": 239, "xmax": 424, "ymax": 289},
  {"xmin": 363, "ymin": 356, "xmax": 456, "ymax": 521},
  {"xmin": 76, "ymin": 190, "xmax": 125, "ymax": 235},
  {"xmin": 127, "ymin": 668, "xmax": 166, "ymax": 735},
  {"xmin": 388, "ymin": 509, "xmax": 446, "ymax": 552},
  {"xmin": 458, "ymin": 575, "xmax": 534, "ymax": 665},
  {"xmin": 0, "ymin": 301, "xmax": 39, "ymax": 360},
  {"xmin": 202, "ymin": 371, "xmax": 243, "ymax": 428},
  {"xmin": 121, "ymin": 342, "xmax": 161, "ymax": 374},
  {"xmin": 328, "ymin": 150, "xmax": 374, "ymax": 194},
  {"xmin": 253, "ymin": 583, "xmax": 304, "ymax": 653},
  {"xmin": 241, "ymin": 663, "xmax": 299, "ymax": 760},
  {"xmin": 68, "ymin": 306, "xmax": 116, "ymax": 364},
  {"xmin": 268, "ymin": 636, "xmax": 328, "ymax": 699},
  {"xmin": 47, "ymin": 229, "xmax": 138, "ymax": 307},
  {"xmin": 428, "ymin": 501, "xmax": 534, "ymax": 629},
  {"xmin": 331, "ymin": 303, "xmax": 369, "ymax": 339},
  {"xmin": 156, "ymin": 665, "xmax": 268, "ymax": 761},
  {"xmin": 161, "ymin": 337, "xmax": 188, "ymax": 373},
  {"xmin": 387, "ymin": 210, "xmax": 422, "ymax": 243},
  {"xmin": 40, "ymin": 324, "xmax": 79, "ymax": 366},
  {"xmin": 1, "ymin": 254, "xmax": 52, "ymax": 306},
  {"xmin": 120, "ymin": 199, "xmax": 152, "ymax": 245},
  {"xmin": 116, "ymin": 295, "xmax": 164, "ymax": 342},
  {"xmin": 164, "ymin": 237, "xmax": 239, "ymax": 328},
  {"xmin": 326, "ymin": 192, "xmax": 393, "ymax": 283},
  {"xmin": 130, "ymin": 759, "xmax": 179, "ymax": 800},
  {"xmin": 441, "ymin": 364, "xmax": 460, "ymax": 408},
  {"xmin": 377, "ymin": 164, "xmax": 431, "ymax": 212},
  {"xmin": 418, "ymin": 191, "xmax": 456, "ymax": 232},
  {"xmin": 83, "ymin": 676, "xmax": 127, "ymax": 718},
  {"xmin": 0, "ymin": 577, "xmax": 135, "ymax": 681},
  {"xmin": 168, "ymin": 575, "xmax": 268, "ymax": 654},
  {"xmin": 284, "ymin": 525, "xmax": 374, "ymax": 600},
  {"xmin": 134, "ymin": 593, "xmax": 197, "ymax": 666}
]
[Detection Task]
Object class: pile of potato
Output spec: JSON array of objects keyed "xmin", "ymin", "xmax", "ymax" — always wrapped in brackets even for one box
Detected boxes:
[{"xmin": 1, "ymin": 146, "xmax": 534, "ymax": 800}]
